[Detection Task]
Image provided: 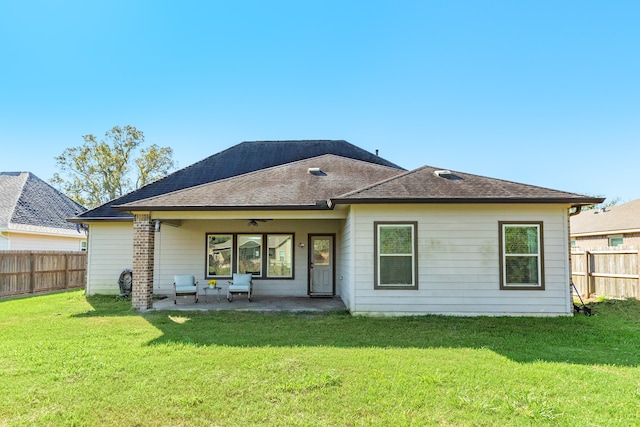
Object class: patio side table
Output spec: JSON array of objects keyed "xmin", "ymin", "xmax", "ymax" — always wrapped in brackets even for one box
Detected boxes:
[{"xmin": 204, "ymin": 285, "xmax": 221, "ymax": 303}]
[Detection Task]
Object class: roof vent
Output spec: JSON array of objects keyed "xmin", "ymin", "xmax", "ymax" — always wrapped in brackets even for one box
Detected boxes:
[
  {"xmin": 434, "ymin": 170, "xmax": 454, "ymax": 179},
  {"xmin": 308, "ymin": 167, "xmax": 322, "ymax": 175}
]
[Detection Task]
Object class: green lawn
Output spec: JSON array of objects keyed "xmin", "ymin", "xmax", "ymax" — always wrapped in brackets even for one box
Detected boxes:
[{"xmin": 1, "ymin": 291, "xmax": 639, "ymax": 426}]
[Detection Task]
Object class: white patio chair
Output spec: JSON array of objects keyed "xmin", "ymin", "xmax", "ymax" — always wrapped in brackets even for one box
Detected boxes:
[
  {"xmin": 227, "ymin": 273, "xmax": 253, "ymax": 302},
  {"xmin": 173, "ymin": 275, "xmax": 198, "ymax": 304}
]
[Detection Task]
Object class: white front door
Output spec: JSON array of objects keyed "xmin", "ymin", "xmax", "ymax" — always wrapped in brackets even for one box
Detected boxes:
[{"xmin": 309, "ymin": 235, "xmax": 334, "ymax": 295}]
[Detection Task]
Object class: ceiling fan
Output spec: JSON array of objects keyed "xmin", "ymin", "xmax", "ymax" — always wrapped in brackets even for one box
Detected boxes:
[{"xmin": 247, "ymin": 219, "xmax": 270, "ymax": 227}]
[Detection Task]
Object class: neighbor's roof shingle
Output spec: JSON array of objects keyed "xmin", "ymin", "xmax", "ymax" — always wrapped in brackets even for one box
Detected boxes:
[
  {"xmin": 331, "ymin": 166, "xmax": 603, "ymax": 205},
  {"xmin": 75, "ymin": 140, "xmax": 402, "ymax": 220},
  {"xmin": 114, "ymin": 155, "xmax": 403, "ymax": 210},
  {"xmin": 570, "ymin": 198, "xmax": 640, "ymax": 236},
  {"xmin": 0, "ymin": 172, "xmax": 85, "ymax": 231}
]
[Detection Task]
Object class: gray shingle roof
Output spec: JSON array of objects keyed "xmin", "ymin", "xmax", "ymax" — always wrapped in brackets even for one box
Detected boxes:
[
  {"xmin": 331, "ymin": 166, "xmax": 603, "ymax": 205},
  {"xmin": 114, "ymin": 155, "xmax": 403, "ymax": 210},
  {"xmin": 0, "ymin": 172, "xmax": 86, "ymax": 231},
  {"xmin": 75, "ymin": 140, "xmax": 402, "ymax": 220},
  {"xmin": 570, "ymin": 198, "xmax": 640, "ymax": 236}
]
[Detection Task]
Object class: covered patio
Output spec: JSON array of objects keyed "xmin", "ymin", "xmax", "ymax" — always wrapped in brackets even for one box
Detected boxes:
[{"xmin": 152, "ymin": 295, "xmax": 347, "ymax": 313}]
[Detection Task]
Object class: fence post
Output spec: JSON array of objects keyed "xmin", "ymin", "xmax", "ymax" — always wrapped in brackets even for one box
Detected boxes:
[
  {"xmin": 29, "ymin": 253, "xmax": 36, "ymax": 294},
  {"xmin": 64, "ymin": 253, "xmax": 69, "ymax": 289},
  {"xmin": 585, "ymin": 250, "xmax": 592, "ymax": 298},
  {"xmin": 0, "ymin": 253, "xmax": 3, "ymax": 298}
]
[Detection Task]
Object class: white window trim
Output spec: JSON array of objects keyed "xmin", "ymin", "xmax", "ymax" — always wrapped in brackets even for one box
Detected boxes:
[{"xmin": 608, "ymin": 234, "xmax": 623, "ymax": 247}]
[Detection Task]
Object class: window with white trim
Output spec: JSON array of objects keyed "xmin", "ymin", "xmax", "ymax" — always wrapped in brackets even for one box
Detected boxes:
[
  {"xmin": 374, "ymin": 222, "xmax": 418, "ymax": 289},
  {"xmin": 608, "ymin": 235, "xmax": 623, "ymax": 247},
  {"xmin": 499, "ymin": 222, "xmax": 544, "ymax": 289}
]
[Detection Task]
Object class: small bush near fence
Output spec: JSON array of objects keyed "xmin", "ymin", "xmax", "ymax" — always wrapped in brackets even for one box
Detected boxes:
[{"xmin": 0, "ymin": 251, "xmax": 86, "ymax": 299}]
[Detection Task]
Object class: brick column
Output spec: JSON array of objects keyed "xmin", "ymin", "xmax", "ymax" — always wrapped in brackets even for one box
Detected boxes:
[{"xmin": 133, "ymin": 213, "xmax": 155, "ymax": 310}]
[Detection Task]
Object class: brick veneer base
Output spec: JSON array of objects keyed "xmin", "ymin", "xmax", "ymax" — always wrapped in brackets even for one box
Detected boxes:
[{"xmin": 132, "ymin": 213, "xmax": 155, "ymax": 310}]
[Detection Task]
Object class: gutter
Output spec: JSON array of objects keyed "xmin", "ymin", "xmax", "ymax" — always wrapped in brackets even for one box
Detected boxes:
[
  {"xmin": 110, "ymin": 204, "xmax": 334, "ymax": 212},
  {"xmin": 330, "ymin": 197, "xmax": 606, "ymax": 205},
  {"xmin": 67, "ymin": 216, "xmax": 134, "ymax": 224}
]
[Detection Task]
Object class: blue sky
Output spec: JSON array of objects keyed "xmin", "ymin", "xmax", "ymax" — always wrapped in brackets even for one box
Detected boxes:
[{"xmin": 1, "ymin": 1, "xmax": 638, "ymax": 203}]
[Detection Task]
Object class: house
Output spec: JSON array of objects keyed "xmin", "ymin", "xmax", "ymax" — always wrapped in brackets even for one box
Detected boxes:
[
  {"xmin": 570, "ymin": 199, "xmax": 640, "ymax": 249},
  {"xmin": 0, "ymin": 172, "xmax": 86, "ymax": 251},
  {"xmin": 69, "ymin": 140, "xmax": 602, "ymax": 316}
]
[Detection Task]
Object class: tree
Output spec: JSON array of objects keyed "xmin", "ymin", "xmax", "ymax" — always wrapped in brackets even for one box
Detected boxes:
[
  {"xmin": 581, "ymin": 195, "xmax": 621, "ymax": 211},
  {"xmin": 51, "ymin": 125, "xmax": 175, "ymax": 208}
]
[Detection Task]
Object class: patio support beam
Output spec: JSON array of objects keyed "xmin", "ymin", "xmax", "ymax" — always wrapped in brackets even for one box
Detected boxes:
[{"xmin": 132, "ymin": 213, "xmax": 155, "ymax": 310}]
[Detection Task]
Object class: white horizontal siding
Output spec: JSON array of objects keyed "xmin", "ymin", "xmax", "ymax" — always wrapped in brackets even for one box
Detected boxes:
[
  {"xmin": 86, "ymin": 223, "xmax": 133, "ymax": 295},
  {"xmin": 6, "ymin": 232, "xmax": 85, "ymax": 251},
  {"xmin": 153, "ymin": 219, "xmax": 342, "ymax": 297},
  {"xmin": 336, "ymin": 209, "xmax": 354, "ymax": 311},
  {"xmin": 350, "ymin": 204, "xmax": 572, "ymax": 316}
]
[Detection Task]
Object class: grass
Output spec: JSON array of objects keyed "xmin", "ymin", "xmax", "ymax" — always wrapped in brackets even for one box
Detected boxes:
[{"xmin": 1, "ymin": 291, "xmax": 639, "ymax": 426}]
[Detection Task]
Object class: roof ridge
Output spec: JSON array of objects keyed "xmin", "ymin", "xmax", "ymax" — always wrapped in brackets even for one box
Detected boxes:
[
  {"xmin": 0, "ymin": 172, "xmax": 29, "ymax": 227},
  {"xmin": 334, "ymin": 165, "xmax": 430, "ymax": 198},
  {"xmin": 454, "ymin": 168, "xmax": 593, "ymax": 197},
  {"xmin": 1, "ymin": 171, "xmax": 85, "ymax": 230},
  {"xmin": 242, "ymin": 139, "xmax": 348, "ymax": 143},
  {"xmin": 114, "ymin": 154, "xmax": 399, "ymax": 208},
  {"xmin": 337, "ymin": 165, "xmax": 594, "ymax": 200},
  {"xmin": 77, "ymin": 139, "xmax": 404, "ymax": 219}
]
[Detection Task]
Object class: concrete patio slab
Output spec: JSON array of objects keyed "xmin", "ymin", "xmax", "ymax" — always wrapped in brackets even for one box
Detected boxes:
[{"xmin": 152, "ymin": 295, "xmax": 347, "ymax": 313}]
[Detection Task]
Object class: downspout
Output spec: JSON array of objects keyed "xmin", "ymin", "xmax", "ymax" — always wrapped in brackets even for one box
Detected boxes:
[{"xmin": 567, "ymin": 205, "xmax": 581, "ymax": 315}]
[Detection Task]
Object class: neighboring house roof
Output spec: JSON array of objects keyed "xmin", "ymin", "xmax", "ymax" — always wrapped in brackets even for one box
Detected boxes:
[
  {"xmin": 0, "ymin": 172, "xmax": 86, "ymax": 235},
  {"xmin": 114, "ymin": 155, "xmax": 403, "ymax": 210},
  {"xmin": 571, "ymin": 198, "xmax": 640, "ymax": 236},
  {"xmin": 332, "ymin": 166, "xmax": 603, "ymax": 205},
  {"xmin": 75, "ymin": 140, "xmax": 402, "ymax": 220}
]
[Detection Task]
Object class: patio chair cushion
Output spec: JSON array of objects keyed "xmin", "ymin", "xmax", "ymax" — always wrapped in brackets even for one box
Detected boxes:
[
  {"xmin": 174, "ymin": 275, "xmax": 197, "ymax": 293},
  {"xmin": 173, "ymin": 275, "xmax": 198, "ymax": 304},
  {"xmin": 228, "ymin": 273, "xmax": 252, "ymax": 291}
]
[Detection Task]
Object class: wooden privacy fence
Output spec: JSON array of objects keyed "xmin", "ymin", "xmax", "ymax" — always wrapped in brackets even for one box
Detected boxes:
[
  {"xmin": 571, "ymin": 249, "xmax": 639, "ymax": 299},
  {"xmin": 0, "ymin": 251, "xmax": 87, "ymax": 299}
]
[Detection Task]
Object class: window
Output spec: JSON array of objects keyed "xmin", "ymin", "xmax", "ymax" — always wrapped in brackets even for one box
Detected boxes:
[
  {"xmin": 608, "ymin": 235, "xmax": 623, "ymax": 247},
  {"xmin": 499, "ymin": 222, "xmax": 544, "ymax": 289},
  {"xmin": 206, "ymin": 232, "xmax": 294, "ymax": 279},
  {"xmin": 374, "ymin": 222, "xmax": 418, "ymax": 289},
  {"xmin": 238, "ymin": 234, "xmax": 262, "ymax": 275},
  {"xmin": 80, "ymin": 241, "xmax": 87, "ymax": 252},
  {"xmin": 207, "ymin": 234, "xmax": 233, "ymax": 276},
  {"xmin": 267, "ymin": 234, "xmax": 293, "ymax": 278}
]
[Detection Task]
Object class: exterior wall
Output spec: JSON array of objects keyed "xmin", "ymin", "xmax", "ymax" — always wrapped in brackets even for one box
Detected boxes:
[
  {"xmin": 4, "ymin": 231, "xmax": 85, "ymax": 251},
  {"xmin": 336, "ymin": 208, "xmax": 354, "ymax": 311},
  {"xmin": 85, "ymin": 222, "xmax": 133, "ymax": 295},
  {"xmin": 349, "ymin": 204, "xmax": 572, "ymax": 316},
  {"xmin": 152, "ymin": 218, "xmax": 342, "ymax": 297},
  {"xmin": 573, "ymin": 233, "xmax": 640, "ymax": 250}
]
